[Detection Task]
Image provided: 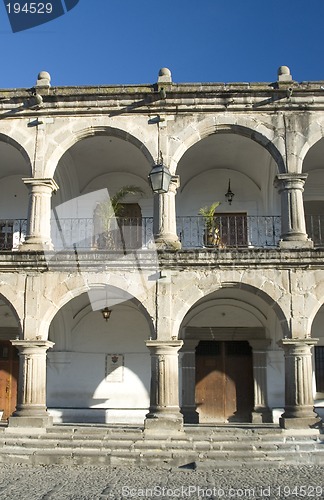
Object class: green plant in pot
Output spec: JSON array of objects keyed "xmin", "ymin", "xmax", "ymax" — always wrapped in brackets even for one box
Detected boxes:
[
  {"xmin": 96, "ymin": 185, "xmax": 144, "ymax": 249},
  {"xmin": 198, "ymin": 201, "xmax": 221, "ymax": 247}
]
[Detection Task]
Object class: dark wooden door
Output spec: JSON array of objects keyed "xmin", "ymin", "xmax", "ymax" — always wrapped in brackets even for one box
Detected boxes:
[
  {"xmin": 195, "ymin": 340, "xmax": 253, "ymax": 423},
  {"xmin": 0, "ymin": 341, "xmax": 19, "ymax": 420},
  {"xmin": 215, "ymin": 213, "xmax": 248, "ymax": 247}
]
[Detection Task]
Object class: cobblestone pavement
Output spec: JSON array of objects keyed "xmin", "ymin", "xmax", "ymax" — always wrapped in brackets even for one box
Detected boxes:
[{"xmin": 0, "ymin": 464, "xmax": 323, "ymax": 500}]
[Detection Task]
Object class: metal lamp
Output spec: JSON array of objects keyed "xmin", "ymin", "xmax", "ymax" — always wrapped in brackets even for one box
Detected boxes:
[
  {"xmin": 148, "ymin": 163, "xmax": 172, "ymax": 194},
  {"xmin": 225, "ymin": 179, "xmax": 235, "ymax": 205},
  {"xmin": 101, "ymin": 307, "xmax": 112, "ymax": 321}
]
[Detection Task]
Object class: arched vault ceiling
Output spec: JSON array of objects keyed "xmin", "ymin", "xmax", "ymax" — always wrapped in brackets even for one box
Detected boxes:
[
  {"xmin": 0, "ymin": 142, "xmax": 30, "ymax": 179},
  {"xmin": 177, "ymin": 133, "xmax": 276, "ymax": 188},
  {"xmin": 303, "ymin": 138, "xmax": 324, "ymax": 173},
  {"xmin": 58, "ymin": 136, "xmax": 151, "ymax": 193}
]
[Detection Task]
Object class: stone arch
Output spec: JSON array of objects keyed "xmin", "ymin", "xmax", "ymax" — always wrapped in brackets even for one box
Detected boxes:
[
  {"xmin": 39, "ymin": 279, "xmax": 155, "ymax": 340},
  {"xmin": 44, "ymin": 126, "xmax": 155, "ymax": 179},
  {"xmin": 170, "ymin": 118, "xmax": 286, "ymax": 175},
  {"xmin": 0, "ymin": 290, "xmax": 23, "ymax": 337},
  {"xmin": 0, "ymin": 132, "xmax": 32, "ymax": 176},
  {"xmin": 299, "ymin": 117, "xmax": 324, "ymax": 168},
  {"xmin": 307, "ymin": 281, "xmax": 324, "ymax": 336},
  {"xmin": 174, "ymin": 279, "xmax": 289, "ymax": 339}
]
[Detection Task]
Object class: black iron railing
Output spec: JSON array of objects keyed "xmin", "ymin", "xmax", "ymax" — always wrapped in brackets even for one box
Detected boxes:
[{"xmin": 9, "ymin": 214, "xmax": 324, "ymax": 250}]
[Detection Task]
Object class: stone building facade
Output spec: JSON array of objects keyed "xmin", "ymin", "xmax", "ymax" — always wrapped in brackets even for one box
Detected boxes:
[{"xmin": 0, "ymin": 66, "xmax": 323, "ymax": 431}]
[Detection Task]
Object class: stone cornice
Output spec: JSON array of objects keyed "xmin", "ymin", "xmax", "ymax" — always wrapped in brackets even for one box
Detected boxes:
[
  {"xmin": 2, "ymin": 81, "xmax": 324, "ymax": 117},
  {"xmin": 1, "ymin": 248, "xmax": 324, "ymax": 272}
]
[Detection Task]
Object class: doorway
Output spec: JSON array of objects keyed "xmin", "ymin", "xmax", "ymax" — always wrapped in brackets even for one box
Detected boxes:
[
  {"xmin": 195, "ymin": 340, "xmax": 253, "ymax": 423},
  {"xmin": 0, "ymin": 341, "xmax": 19, "ymax": 420}
]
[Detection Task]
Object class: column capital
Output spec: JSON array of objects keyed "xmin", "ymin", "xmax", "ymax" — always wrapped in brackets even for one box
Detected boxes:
[
  {"xmin": 274, "ymin": 173, "xmax": 308, "ymax": 192},
  {"xmin": 11, "ymin": 340, "xmax": 55, "ymax": 352},
  {"xmin": 169, "ymin": 175, "xmax": 180, "ymax": 192},
  {"xmin": 146, "ymin": 340, "xmax": 183, "ymax": 352},
  {"xmin": 22, "ymin": 177, "xmax": 59, "ymax": 192},
  {"xmin": 278, "ymin": 338, "xmax": 318, "ymax": 352}
]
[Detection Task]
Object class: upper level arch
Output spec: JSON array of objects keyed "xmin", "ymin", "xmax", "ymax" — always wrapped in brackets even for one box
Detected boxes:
[
  {"xmin": 44, "ymin": 125, "xmax": 155, "ymax": 180},
  {"xmin": 170, "ymin": 117, "xmax": 286, "ymax": 175}
]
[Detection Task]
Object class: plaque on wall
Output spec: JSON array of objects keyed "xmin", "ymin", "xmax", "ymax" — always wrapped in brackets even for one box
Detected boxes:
[{"xmin": 105, "ymin": 354, "xmax": 124, "ymax": 382}]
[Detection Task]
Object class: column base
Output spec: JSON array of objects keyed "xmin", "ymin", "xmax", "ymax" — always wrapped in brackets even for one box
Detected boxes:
[
  {"xmin": 279, "ymin": 406, "xmax": 322, "ymax": 429},
  {"xmin": 145, "ymin": 410, "xmax": 184, "ymax": 433},
  {"xmin": 279, "ymin": 416, "xmax": 322, "ymax": 429},
  {"xmin": 279, "ymin": 239, "xmax": 313, "ymax": 249},
  {"xmin": 19, "ymin": 239, "xmax": 53, "ymax": 251},
  {"xmin": 8, "ymin": 415, "xmax": 53, "ymax": 428},
  {"xmin": 251, "ymin": 407, "xmax": 273, "ymax": 424},
  {"xmin": 154, "ymin": 237, "xmax": 182, "ymax": 251}
]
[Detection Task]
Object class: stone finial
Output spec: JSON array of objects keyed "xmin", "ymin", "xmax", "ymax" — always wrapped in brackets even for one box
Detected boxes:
[
  {"xmin": 158, "ymin": 67, "xmax": 172, "ymax": 83},
  {"xmin": 36, "ymin": 71, "xmax": 51, "ymax": 88},
  {"xmin": 277, "ymin": 66, "xmax": 292, "ymax": 82}
]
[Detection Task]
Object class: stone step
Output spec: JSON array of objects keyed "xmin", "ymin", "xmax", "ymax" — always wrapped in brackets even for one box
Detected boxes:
[
  {"xmin": 0, "ymin": 424, "xmax": 322, "ymax": 467},
  {"xmin": 0, "ymin": 444, "xmax": 322, "ymax": 467}
]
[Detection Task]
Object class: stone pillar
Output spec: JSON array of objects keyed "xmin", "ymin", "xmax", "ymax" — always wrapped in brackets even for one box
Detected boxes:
[
  {"xmin": 153, "ymin": 176, "xmax": 181, "ymax": 250},
  {"xmin": 22, "ymin": 178, "xmax": 59, "ymax": 250},
  {"xmin": 180, "ymin": 340, "xmax": 199, "ymax": 423},
  {"xmin": 278, "ymin": 338, "xmax": 321, "ymax": 429},
  {"xmin": 274, "ymin": 173, "xmax": 313, "ymax": 248},
  {"xmin": 8, "ymin": 340, "xmax": 54, "ymax": 428},
  {"xmin": 145, "ymin": 340, "xmax": 184, "ymax": 432},
  {"xmin": 249, "ymin": 340, "xmax": 272, "ymax": 423}
]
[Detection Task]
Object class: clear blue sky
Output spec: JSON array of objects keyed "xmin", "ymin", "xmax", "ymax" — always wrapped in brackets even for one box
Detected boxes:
[{"xmin": 0, "ymin": 0, "xmax": 323, "ymax": 89}]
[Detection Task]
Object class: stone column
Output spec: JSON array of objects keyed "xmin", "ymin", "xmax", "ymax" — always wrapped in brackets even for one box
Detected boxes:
[
  {"xmin": 180, "ymin": 340, "xmax": 199, "ymax": 423},
  {"xmin": 145, "ymin": 340, "xmax": 184, "ymax": 432},
  {"xmin": 274, "ymin": 173, "xmax": 313, "ymax": 248},
  {"xmin": 249, "ymin": 340, "xmax": 272, "ymax": 423},
  {"xmin": 8, "ymin": 340, "xmax": 54, "ymax": 428},
  {"xmin": 22, "ymin": 178, "xmax": 59, "ymax": 250},
  {"xmin": 153, "ymin": 176, "xmax": 181, "ymax": 250},
  {"xmin": 278, "ymin": 338, "xmax": 321, "ymax": 429}
]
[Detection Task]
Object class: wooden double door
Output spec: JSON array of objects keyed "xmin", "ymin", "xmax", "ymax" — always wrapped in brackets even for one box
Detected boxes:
[
  {"xmin": 195, "ymin": 340, "xmax": 254, "ymax": 423},
  {"xmin": 0, "ymin": 341, "xmax": 19, "ymax": 420}
]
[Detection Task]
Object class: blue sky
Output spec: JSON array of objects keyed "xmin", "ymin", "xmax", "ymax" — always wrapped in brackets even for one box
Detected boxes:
[{"xmin": 0, "ymin": 0, "xmax": 323, "ymax": 89}]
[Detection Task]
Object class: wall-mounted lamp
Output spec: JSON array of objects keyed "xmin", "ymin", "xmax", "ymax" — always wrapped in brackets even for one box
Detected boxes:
[
  {"xmin": 148, "ymin": 158, "xmax": 172, "ymax": 194},
  {"xmin": 225, "ymin": 179, "xmax": 235, "ymax": 205},
  {"xmin": 101, "ymin": 307, "xmax": 112, "ymax": 321}
]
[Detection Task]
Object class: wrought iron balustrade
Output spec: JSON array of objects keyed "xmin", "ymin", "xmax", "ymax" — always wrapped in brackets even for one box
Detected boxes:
[
  {"xmin": 177, "ymin": 215, "xmax": 281, "ymax": 248},
  {"xmin": 0, "ymin": 216, "xmax": 282, "ymax": 251},
  {"xmin": 51, "ymin": 217, "xmax": 154, "ymax": 250},
  {"xmin": 306, "ymin": 214, "xmax": 324, "ymax": 247},
  {"xmin": 0, "ymin": 219, "xmax": 26, "ymax": 250}
]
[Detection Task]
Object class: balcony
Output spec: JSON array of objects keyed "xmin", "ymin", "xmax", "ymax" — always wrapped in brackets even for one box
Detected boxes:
[
  {"xmin": 4, "ymin": 214, "xmax": 324, "ymax": 251},
  {"xmin": 0, "ymin": 216, "xmax": 283, "ymax": 251}
]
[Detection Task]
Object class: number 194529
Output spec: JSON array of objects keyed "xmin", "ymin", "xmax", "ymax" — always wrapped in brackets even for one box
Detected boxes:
[{"xmin": 6, "ymin": 3, "xmax": 53, "ymax": 14}]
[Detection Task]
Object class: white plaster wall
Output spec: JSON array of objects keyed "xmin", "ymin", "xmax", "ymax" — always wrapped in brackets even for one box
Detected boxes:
[
  {"xmin": 0, "ymin": 175, "xmax": 28, "ymax": 219},
  {"xmin": 47, "ymin": 302, "xmax": 151, "ymax": 423},
  {"xmin": 177, "ymin": 169, "xmax": 261, "ymax": 217}
]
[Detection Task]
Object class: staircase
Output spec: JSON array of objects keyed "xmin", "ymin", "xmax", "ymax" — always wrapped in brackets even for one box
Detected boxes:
[{"xmin": 0, "ymin": 424, "xmax": 323, "ymax": 467}]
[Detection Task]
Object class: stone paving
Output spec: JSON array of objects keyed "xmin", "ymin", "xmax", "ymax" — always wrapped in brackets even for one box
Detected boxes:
[{"xmin": 0, "ymin": 464, "xmax": 323, "ymax": 500}]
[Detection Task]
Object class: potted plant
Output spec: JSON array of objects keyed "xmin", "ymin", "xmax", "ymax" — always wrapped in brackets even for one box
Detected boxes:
[
  {"xmin": 198, "ymin": 201, "xmax": 221, "ymax": 247},
  {"xmin": 95, "ymin": 185, "xmax": 144, "ymax": 249}
]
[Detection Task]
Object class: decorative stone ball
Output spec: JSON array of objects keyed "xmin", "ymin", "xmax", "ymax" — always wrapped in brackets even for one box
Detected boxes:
[
  {"xmin": 159, "ymin": 68, "xmax": 172, "ymax": 78},
  {"xmin": 38, "ymin": 71, "xmax": 51, "ymax": 82},
  {"xmin": 278, "ymin": 66, "xmax": 290, "ymax": 76}
]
